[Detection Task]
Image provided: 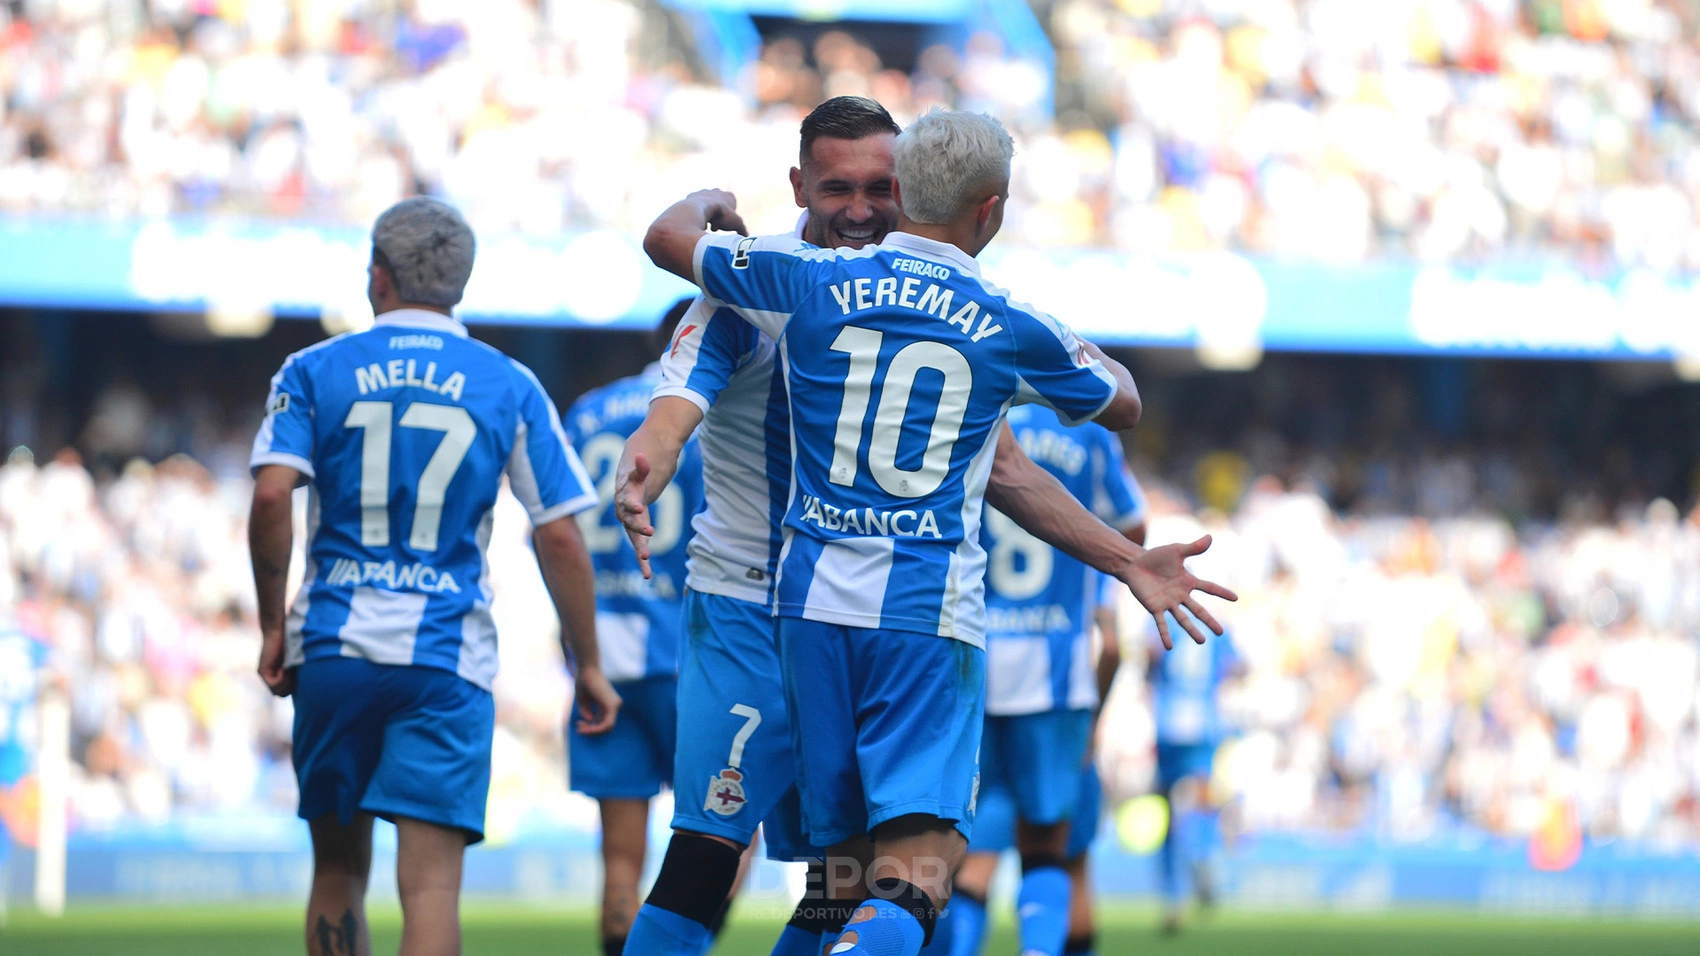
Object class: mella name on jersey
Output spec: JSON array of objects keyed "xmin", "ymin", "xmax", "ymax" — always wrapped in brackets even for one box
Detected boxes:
[{"xmin": 353, "ymin": 355, "xmax": 469, "ymax": 401}]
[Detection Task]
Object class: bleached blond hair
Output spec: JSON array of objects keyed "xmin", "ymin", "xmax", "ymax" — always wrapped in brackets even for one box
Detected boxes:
[{"xmin": 893, "ymin": 109, "xmax": 1014, "ymax": 225}]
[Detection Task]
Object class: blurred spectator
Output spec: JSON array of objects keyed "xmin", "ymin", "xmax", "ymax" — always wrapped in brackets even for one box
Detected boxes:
[{"xmin": 5, "ymin": 2, "xmax": 1699, "ymax": 266}]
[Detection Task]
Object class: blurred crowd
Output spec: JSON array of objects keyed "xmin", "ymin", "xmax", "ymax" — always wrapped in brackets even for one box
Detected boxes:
[
  {"xmin": 1100, "ymin": 483, "xmax": 1700, "ymax": 846},
  {"xmin": 0, "ymin": 444, "xmax": 596, "ymax": 841},
  {"xmin": 5, "ymin": 430, "xmax": 1699, "ymax": 847},
  {"xmin": 5, "ymin": 0, "xmax": 1700, "ymax": 266}
]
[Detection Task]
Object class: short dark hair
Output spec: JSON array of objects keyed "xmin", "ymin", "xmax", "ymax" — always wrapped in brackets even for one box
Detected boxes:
[
  {"xmin": 799, "ymin": 96, "xmax": 900, "ymax": 165},
  {"xmin": 652, "ymin": 297, "xmax": 696, "ymax": 354}
]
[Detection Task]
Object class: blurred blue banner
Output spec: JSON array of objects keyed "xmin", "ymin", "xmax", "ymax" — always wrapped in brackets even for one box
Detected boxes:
[
  {"xmin": 2, "ymin": 217, "xmax": 1696, "ymax": 360},
  {"xmin": 7, "ymin": 827, "xmax": 1698, "ymax": 914}
]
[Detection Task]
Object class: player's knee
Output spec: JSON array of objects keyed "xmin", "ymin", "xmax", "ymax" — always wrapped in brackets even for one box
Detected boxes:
[
  {"xmin": 645, "ymin": 833, "xmax": 744, "ymax": 927},
  {"xmin": 1017, "ymin": 819, "xmax": 1071, "ymax": 858}
]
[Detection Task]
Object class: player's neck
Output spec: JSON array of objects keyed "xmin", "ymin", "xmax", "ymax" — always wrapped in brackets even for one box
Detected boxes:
[
  {"xmin": 376, "ymin": 301, "xmax": 455, "ymax": 318},
  {"xmin": 895, "ymin": 216, "xmax": 983, "ymax": 259}
]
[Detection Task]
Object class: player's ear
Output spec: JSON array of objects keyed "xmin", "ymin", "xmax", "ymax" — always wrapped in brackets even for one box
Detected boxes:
[
  {"xmin": 975, "ymin": 193, "xmax": 1000, "ymax": 235},
  {"xmin": 892, "ymin": 178, "xmax": 904, "ymax": 216},
  {"xmin": 790, "ymin": 166, "xmax": 806, "ymax": 208}
]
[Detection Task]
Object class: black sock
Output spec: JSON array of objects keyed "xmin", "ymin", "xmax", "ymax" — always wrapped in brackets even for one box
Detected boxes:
[
  {"xmin": 705, "ymin": 895, "xmax": 734, "ymax": 938},
  {"xmin": 1064, "ymin": 932, "xmax": 1095, "ymax": 955},
  {"xmin": 645, "ymin": 834, "xmax": 744, "ymax": 928},
  {"xmin": 601, "ymin": 934, "xmax": 625, "ymax": 956}
]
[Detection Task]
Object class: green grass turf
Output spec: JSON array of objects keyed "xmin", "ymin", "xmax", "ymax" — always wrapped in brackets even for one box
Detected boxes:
[{"xmin": 1, "ymin": 901, "xmax": 1696, "ymax": 955}]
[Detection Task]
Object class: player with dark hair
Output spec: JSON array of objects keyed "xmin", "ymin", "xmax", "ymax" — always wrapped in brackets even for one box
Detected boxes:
[
  {"xmin": 561, "ymin": 297, "xmax": 707, "ymax": 956},
  {"xmin": 641, "ymin": 108, "xmax": 1234, "ymax": 956},
  {"xmin": 615, "ymin": 97, "xmax": 1216, "ymax": 956},
  {"xmin": 249, "ymin": 196, "xmax": 620, "ymax": 956}
]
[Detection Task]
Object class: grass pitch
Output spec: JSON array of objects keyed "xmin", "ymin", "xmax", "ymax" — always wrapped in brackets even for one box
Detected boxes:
[{"xmin": 1, "ymin": 900, "xmax": 1696, "ymax": 954}]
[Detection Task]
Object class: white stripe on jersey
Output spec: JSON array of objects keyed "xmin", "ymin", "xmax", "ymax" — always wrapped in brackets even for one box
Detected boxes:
[{"xmin": 336, "ymin": 587, "xmax": 429, "ymax": 664}]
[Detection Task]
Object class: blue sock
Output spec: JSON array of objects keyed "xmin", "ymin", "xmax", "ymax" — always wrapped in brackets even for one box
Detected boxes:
[
  {"xmin": 771, "ymin": 922, "xmax": 824, "ymax": 956},
  {"xmin": 944, "ymin": 894, "xmax": 986, "ymax": 956},
  {"xmin": 624, "ymin": 903, "xmax": 712, "ymax": 956},
  {"xmin": 916, "ymin": 903, "xmax": 953, "ymax": 954},
  {"xmin": 827, "ymin": 898, "xmax": 924, "ymax": 955},
  {"xmin": 1160, "ymin": 813, "xmax": 1186, "ymax": 906},
  {"xmin": 1016, "ymin": 866, "xmax": 1072, "ymax": 956}
]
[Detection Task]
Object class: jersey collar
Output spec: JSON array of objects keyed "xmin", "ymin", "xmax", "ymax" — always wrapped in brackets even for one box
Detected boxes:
[
  {"xmin": 878, "ymin": 232, "xmax": 981, "ymax": 277},
  {"xmin": 373, "ymin": 308, "xmax": 470, "ymax": 337}
]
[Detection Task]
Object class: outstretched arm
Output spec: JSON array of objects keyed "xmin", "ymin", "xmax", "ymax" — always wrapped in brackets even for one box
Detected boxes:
[
  {"xmin": 986, "ymin": 425, "xmax": 1235, "ymax": 649},
  {"xmin": 534, "ymin": 514, "xmax": 621, "ymax": 734},
  {"xmin": 643, "ymin": 189, "xmax": 748, "ymax": 282},
  {"xmin": 1083, "ymin": 340, "xmax": 1141, "ymax": 431},
  {"xmin": 613, "ymin": 396, "xmax": 705, "ymax": 577}
]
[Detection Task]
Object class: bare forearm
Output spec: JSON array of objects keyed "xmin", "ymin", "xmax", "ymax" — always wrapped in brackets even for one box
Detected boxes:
[
  {"xmin": 623, "ymin": 421, "xmax": 684, "ymax": 507},
  {"xmin": 1094, "ymin": 608, "xmax": 1121, "ymax": 705},
  {"xmin": 248, "ymin": 496, "xmax": 293, "ymax": 635},
  {"xmin": 643, "ymin": 191, "xmax": 739, "ymax": 281},
  {"xmin": 534, "ymin": 520, "xmax": 601, "ymax": 672},
  {"xmin": 987, "ymin": 437, "xmax": 1143, "ymax": 575}
]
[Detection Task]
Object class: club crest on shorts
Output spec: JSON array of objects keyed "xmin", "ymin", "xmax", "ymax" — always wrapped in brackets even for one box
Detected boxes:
[{"xmin": 705, "ymin": 767, "xmax": 748, "ymax": 816}]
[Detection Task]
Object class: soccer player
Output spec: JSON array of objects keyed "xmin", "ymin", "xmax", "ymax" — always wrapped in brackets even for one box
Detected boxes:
[
  {"xmin": 249, "ymin": 197, "xmax": 620, "ymax": 956},
  {"xmin": 561, "ymin": 299, "xmax": 707, "ymax": 956},
  {"xmin": 934, "ymin": 408, "xmax": 1146, "ymax": 956},
  {"xmin": 641, "ymin": 109, "xmax": 1234, "ymax": 956},
  {"xmin": 1148, "ymin": 609, "xmax": 1243, "ymax": 934},
  {"xmin": 616, "ymin": 97, "xmax": 1222, "ymax": 956}
]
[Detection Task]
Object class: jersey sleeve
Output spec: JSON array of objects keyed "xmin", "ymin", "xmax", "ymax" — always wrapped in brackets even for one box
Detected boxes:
[
  {"xmin": 1090, "ymin": 429, "xmax": 1146, "ymax": 532},
  {"xmin": 693, "ymin": 233, "xmax": 821, "ymax": 339},
  {"xmin": 250, "ymin": 352, "xmax": 317, "ymax": 478},
  {"xmin": 652, "ymin": 297, "xmax": 762, "ymax": 413},
  {"xmin": 1009, "ymin": 308, "xmax": 1119, "ymax": 426},
  {"xmin": 506, "ymin": 360, "xmax": 600, "ymax": 526}
]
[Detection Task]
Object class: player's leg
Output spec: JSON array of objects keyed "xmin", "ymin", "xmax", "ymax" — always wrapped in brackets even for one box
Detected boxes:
[
  {"xmin": 291, "ymin": 658, "xmax": 389, "ymax": 956},
  {"xmin": 394, "ymin": 816, "xmax": 467, "ymax": 956},
  {"xmin": 922, "ymin": 723, "xmax": 1014, "ymax": 956},
  {"xmin": 1155, "ymin": 744, "xmax": 1210, "ymax": 933},
  {"xmin": 1007, "ymin": 710, "xmax": 1093, "ymax": 956},
  {"xmin": 305, "ymin": 813, "xmax": 375, "ymax": 956},
  {"xmin": 814, "ymin": 626, "xmax": 985, "ymax": 956},
  {"xmin": 599, "ymin": 797, "xmax": 652, "ymax": 951},
  {"xmin": 358, "ymin": 664, "xmax": 495, "ymax": 956},
  {"xmin": 1062, "ymin": 763, "xmax": 1105, "ymax": 956},
  {"xmin": 630, "ymin": 592, "xmax": 799, "ymax": 955}
]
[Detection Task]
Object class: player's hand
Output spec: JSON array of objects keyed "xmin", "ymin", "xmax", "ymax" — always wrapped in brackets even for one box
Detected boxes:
[
  {"xmin": 613, "ymin": 452, "xmax": 655, "ymax": 579},
  {"xmin": 689, "ymin": 188, "xmax": 748, "ymax": 236},
  {"xmin": 1116, "ymin": 535, "xmax": 1238, "ymax": 650},
  {"xmin": 574, "ymin": 666, "xmax": 622, "ymax": 735},
  {"xmin": 257, "ymin": 629, "xmax": 296, "ymax": 697}
]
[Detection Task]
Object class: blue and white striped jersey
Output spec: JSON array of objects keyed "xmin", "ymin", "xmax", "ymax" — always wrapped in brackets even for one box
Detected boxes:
[
  {"xmin": 250, "ymin": 309, "xmax": 599, "ymax": 691},
  {"xmin": 982, "ymin": 404, "xmax": 1145, "ymax": 715},
  {"xmin": 693, "ymin": 231, "xmax": 1120, "ymax": 646},
  {"xmin": 563, "ymin": 364, "xmax": 705, "ymax": 681},
  {"xmin": 653, "ymin": 298, "xmax": 790, "ymax": 607}
]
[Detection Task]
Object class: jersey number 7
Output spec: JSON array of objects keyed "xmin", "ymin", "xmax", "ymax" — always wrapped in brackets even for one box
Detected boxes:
[{"xmin": 344, "ymin": 400, "xmax": 476, "ymax": 551}]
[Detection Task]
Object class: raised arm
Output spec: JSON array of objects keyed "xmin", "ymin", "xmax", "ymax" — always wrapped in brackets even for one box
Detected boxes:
[
  {"xmin": 249, "ymin": 464, "xmax": 300, "ymax": 697},
  {"xmin": 613, "ymin": 396, "xmax": 705, "ymax": 578},
  {"xmin": 1083, "ymin": 340, "xmax": 1141, "ymax": 430},
  {"xmin": 534, "ymin": 515, "xmax": 622, "ymax": 735},
  {"xmin": 643, "ymin": 188, "xmax": 748, "ymax": 282}
]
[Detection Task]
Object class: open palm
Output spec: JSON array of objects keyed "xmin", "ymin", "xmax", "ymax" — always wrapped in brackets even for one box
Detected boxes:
[{"xmin": 1117, "ymin": 534, "xmax": 1238, "ymax": 649}]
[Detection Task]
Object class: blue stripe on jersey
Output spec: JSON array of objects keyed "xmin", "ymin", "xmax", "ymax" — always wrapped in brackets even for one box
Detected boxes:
[
  {"xmin": 565, "ymin": 366, "xmax": 704, "ymax": 681},
  {"xmin": 694, "ymin": 232, "xmax": 1119, "ymax": 645},
  {"xmin": 763, "ymin": 358, "xmax": 791, "ymax": 588},
  {"xmin": 982, "ymin": 405, "xmax": 1143, "ymax": 714},
  {"xmin": 249, "ymin": 310, "xmax": 598, "ymax": 691},
  {"xmin": 1151, "ymin": 620, "xmax": 1242, "ymax": 746}
]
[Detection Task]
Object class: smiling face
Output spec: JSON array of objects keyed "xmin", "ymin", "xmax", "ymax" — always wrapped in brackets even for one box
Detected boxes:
[{"xmin": 792, "ymin": 132, "xmax": 899, "ymax": 250}]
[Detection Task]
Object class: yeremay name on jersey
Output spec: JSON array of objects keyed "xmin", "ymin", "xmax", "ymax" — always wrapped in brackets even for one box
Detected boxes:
[{"xmin": 826, "ymin": 271, "xmax": 1004, "ymax": 343}]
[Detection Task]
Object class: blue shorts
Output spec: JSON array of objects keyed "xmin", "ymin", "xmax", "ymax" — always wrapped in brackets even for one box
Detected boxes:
[
  {"xmin": 779, "ymin": 618, "xmax": 984, "ymax": 847},
  {"xmin": 1156, "ymin": 741, "xmax": 1216, "ymax": 791},
  {"xmin": 570, "ymin": 675, "xmax": 676, "ymax": 800},
  {"xmin": 970, "ymin": 759, "xmax": 1104, "ymax": 860},
  {"xmin": 292, "ymin": 658, "xmax": 495, "ymax": 844},
  {"xmin": 981, "ymin": 709, "xmax": 1094, "ymax": 826},
  {"xmin": 670, "ymin": 590, "xmax": 815, "ymax": 861}
]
